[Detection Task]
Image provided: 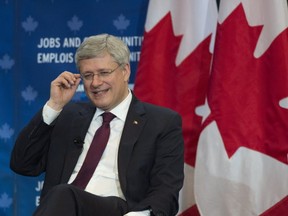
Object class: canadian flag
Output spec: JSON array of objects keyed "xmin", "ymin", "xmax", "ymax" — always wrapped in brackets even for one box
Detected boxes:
[
  {"xmin": 134, "ymin": 0, "xmax": 218, "ymax": 214},
  {"xmin": 195, "ymin": 0, "xmax": 288, "ymax": 215}
]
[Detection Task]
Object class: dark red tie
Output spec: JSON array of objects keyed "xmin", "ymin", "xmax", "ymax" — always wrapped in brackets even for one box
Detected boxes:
[{"xmin": 72, "ymin": 112, "xmax": 115, "ymax": 189}]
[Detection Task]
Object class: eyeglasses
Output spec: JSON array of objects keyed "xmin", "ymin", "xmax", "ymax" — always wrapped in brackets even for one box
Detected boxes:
[{"xmin": 81, "ymin": 64, "xmax": 123, "ymax": 82}]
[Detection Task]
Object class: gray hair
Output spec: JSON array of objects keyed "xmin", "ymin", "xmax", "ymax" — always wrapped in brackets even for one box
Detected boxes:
[{"xmin": 75, "ymin": 34, "xmax": 130, "ymax": 70}]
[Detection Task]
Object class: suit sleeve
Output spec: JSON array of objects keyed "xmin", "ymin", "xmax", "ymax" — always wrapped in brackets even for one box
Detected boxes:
[{"xmin": 10, "ymin": 109, "xmax": 54, "ymax": 176}]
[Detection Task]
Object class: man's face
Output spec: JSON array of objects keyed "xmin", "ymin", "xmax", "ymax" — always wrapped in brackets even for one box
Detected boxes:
[{"xmin": 79, "ymin": 54, "xmax": 130, "ymax": 111}]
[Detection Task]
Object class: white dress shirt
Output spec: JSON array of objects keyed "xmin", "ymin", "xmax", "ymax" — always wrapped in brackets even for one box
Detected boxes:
[{"xmin": 42, "ymin": 90, "xmax": 150, "ymax": 216}]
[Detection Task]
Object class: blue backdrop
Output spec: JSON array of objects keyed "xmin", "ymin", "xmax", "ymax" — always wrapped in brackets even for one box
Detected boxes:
[{"xmin": 0, "ymin": 0, "xmax": 148, "ymax": 215}]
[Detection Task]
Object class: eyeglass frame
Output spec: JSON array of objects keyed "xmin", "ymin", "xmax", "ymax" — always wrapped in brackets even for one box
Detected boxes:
[{"xmin": 80, "ymin": 63, "xmax": 123, "ymax": 82}]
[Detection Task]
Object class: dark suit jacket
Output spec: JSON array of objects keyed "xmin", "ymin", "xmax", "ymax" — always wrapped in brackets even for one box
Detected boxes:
[{"xmin": 10, "ymin": 95, "xmax": 184, "ymax": 216}]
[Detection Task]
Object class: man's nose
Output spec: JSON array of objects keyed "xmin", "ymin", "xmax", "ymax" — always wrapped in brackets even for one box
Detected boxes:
[{"xmin": 90, "ymin": 74, "xmax": 104, "ymax": 86}]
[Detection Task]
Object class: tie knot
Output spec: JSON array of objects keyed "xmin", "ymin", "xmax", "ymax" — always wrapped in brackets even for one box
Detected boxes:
[{"xmin": 102, "ymin": 112, "xmax": 115, "ymax": 123}]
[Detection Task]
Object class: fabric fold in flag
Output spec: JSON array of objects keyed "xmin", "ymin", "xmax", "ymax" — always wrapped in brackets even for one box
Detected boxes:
[
  {"xmin": 134, "ymin": 0, "xmax": 218, "ymax": 214},
  {"xmin": 195, "ymin": 0, "xmax": 288, "ymax": 215}
]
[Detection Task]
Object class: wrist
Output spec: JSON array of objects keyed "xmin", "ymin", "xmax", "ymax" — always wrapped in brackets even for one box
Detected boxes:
[{"xmin": 47, "ymin": 99, "xmax": 64, "ymax": 111}]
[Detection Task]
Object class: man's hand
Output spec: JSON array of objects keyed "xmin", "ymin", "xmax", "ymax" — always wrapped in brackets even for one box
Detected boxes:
[{"xmin": 47, "ymin": 71, "xmax": 81, "ymax": 111}]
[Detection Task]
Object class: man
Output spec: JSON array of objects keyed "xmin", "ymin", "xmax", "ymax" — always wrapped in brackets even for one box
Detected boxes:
[{"xmin": 10, "ymin": 34, "xmax": 184, "ymax": 216}]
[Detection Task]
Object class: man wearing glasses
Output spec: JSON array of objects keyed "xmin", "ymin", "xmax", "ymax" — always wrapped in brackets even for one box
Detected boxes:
[{"xmin": 10, "ymin": 34, "xmax": 184, "ymax": 216}]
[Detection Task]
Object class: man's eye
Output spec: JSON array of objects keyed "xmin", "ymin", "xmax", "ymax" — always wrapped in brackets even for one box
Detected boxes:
[
  {"xmin": 83, "ymin": 74, "xmax": 93, "ymax": 79},
  {"xmin": 99, "ymin": 71, "xmax": 110, "ymax": 76}
]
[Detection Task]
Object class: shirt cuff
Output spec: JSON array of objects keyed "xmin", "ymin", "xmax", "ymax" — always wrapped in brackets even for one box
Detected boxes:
[
  {"xmin": 42, "ymin": 102, "xmax": 62, "ymax": 125},
  {"xmin": 124, "ymin": 210, "xmax": 151, "ymax": 216}
]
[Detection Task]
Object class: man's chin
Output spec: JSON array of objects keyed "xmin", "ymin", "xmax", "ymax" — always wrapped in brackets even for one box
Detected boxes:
[{"xmin": 90, "ymin": 100, "xmax": 111, "ymax": 111}]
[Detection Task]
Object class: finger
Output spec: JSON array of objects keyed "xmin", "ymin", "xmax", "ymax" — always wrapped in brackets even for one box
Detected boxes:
[
  {"xmin": 61, "ymin": 71, "xmax": 77, "ymax": 85},
  {"xmin": 54, "ymin": 72, "xmax": 76, "ymax": 88},
  {"xmin": 69, "ymin": 74, "xmax": 82, "ymax": 88},
  {"xmin": 52, "ymin": 76, "xmax": 71, "ymax": 89},
  {"xmin": 75, "ymin": 76, "xmax": 81, "ymax": 86},
  {"xmin": 65, "ymin": 73, "xmax": 82, "ymax": 87},
  {"xmin": 69, "ymin": 77, "xmax": 81, "ymax": 91},
  {"xmin": 73, "ymin": 73, "xmax": 81, "ymax": 79}
]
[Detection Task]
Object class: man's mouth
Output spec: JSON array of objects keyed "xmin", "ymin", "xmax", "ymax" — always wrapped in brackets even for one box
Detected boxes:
[{"xmin": 92, "ymin": 89, "xmax": 109, "ymax": 96}]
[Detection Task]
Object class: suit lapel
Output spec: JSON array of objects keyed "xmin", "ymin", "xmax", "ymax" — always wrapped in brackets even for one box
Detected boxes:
[
  {"xmin": 60, "ymin": 104, "xmax": 96, "ymax": 183},
  {"xmin": 118, "ymin": 97, "xmax": 146, "ymax": 194}
]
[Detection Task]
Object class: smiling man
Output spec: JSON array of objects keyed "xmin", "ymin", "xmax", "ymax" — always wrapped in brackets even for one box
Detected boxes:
[{"xmin": 10, "ymin": 34, "xmax": 184, "ymax": 216}]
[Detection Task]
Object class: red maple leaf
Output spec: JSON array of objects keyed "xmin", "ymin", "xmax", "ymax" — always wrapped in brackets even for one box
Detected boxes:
[
  {"xmin": 206, "ymin": 4, "xmax": 288, "ymax": 164},
  {"xmin": 134, "ymin": 13, "xmax": 212, "ymax": 167}
]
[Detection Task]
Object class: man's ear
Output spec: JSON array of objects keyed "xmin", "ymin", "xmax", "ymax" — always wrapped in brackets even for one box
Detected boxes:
[{"xmin": 122, "ymin": 63, "xmax": 131, "ymax": 82}]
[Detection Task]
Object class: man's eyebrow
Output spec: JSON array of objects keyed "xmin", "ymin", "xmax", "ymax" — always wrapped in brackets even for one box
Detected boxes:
[{"xmin": 82, "ymin": 68, "xmax": 110, "ymax": 73}]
